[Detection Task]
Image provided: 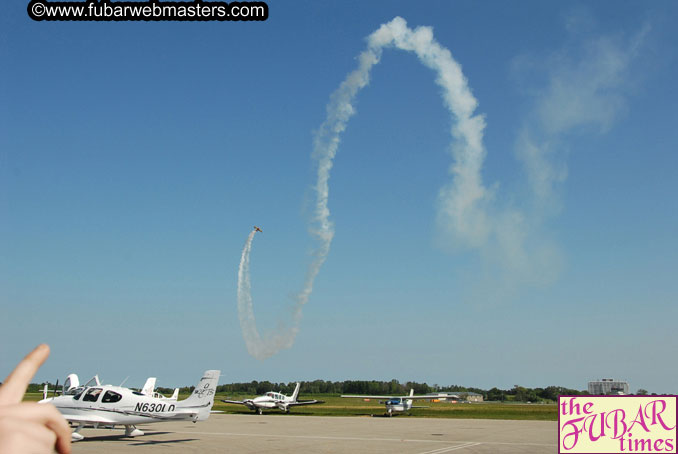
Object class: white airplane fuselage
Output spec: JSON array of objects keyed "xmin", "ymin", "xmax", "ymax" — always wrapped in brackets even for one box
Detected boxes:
[
  {"xmin": 382, "ymin": 398, "xmax": 413, "ymax": 415},
  {"xmin": 43, "ymin": 386, "xmax": 185, "ymax": 425},
  {"xmin": 39, "ymin": 370, "xmax": 220, "ymax": 440},
  {"xmin": 222, "ymin": 383, "xmax": 323, "ymax": 415},
  {"xmin": 243, "ymin": 392, "xmax": 293, "ymax": 413}
]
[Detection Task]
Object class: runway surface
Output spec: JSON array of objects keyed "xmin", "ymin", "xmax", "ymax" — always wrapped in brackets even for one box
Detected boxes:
[{"xmin": 70, "ymin": 414, "xmax": 556, "ymax": 453}]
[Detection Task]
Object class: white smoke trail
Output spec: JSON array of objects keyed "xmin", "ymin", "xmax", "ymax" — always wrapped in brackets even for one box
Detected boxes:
[
  {"xmin": 237, "ymin": 229, "xmax": 297, "ymax": 359},
  {"xmin": 237, "ymin": 16, "xmax": 647, "ymax": 358},
  {"xmin": 237, "ymin": 17, "xmax": 492, "ymax": 359}
]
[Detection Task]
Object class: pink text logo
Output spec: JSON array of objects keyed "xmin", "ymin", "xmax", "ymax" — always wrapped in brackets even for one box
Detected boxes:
[{"xmin": 559, "ymin": 396, "xmax": 677, "ymax": 453}]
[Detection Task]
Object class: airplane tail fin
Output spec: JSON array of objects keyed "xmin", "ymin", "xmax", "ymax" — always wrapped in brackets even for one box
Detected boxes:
[
  {"xmin": 42, "ymin": 384, "xmax": 48, "ymax": 400},
  {"xmin": 177, "ymin": 370, "xmax": 220, "ymax": 421},
  {"xmin": 406, "ymin": 389, "xmax": 414, "ymax": 404},
  {"xmin": 141, "ymin": 377, "xmax": 156, "ymax": 395},
  {"xmin": 291, "ymin": 382, "xmax": 301, "ymax": 402},
  {"xmin": 170, "ymin": 388, "xmax": 179, "ymax": 400}
]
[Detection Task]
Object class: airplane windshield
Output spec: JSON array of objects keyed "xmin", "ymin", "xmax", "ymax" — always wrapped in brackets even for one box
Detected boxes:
[
  {"xmin": 83, "ymin": 376, "xmax": 100, "ymax": 388},
  {"xmin": 66, "ymin": 386, "xmax": 84, "ymax": 396}
]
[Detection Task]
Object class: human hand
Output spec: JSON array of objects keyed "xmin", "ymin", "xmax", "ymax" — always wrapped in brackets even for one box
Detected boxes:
[{"xmin": 0, "ymin": 344, "xmax": 71, "ymax": 454}]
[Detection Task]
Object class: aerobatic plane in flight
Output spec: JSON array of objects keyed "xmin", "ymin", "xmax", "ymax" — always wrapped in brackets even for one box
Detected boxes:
[
  {"xmin": 254, "ymin": 226, "xmax": 263, "ymax": 232},
  {"xmin": 221, "ymin": 382, "xmax": 323, "ymax": 414},
  {"xmin": 39, "ymin": 370, "xmax": 220, "ymax": 440},
  {"xmin": 341, "ymin": 389, "xmax": 435, "ymax": 416}
]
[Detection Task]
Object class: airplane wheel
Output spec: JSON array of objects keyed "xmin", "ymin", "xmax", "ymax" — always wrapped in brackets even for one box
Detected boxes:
[
  {"xmin": 257, "ymin": 408, "xmax": 263, "ymax": 415},
  {"xmin": 71, "ymin": 432, "xmax": 84, "ymax": 441}
]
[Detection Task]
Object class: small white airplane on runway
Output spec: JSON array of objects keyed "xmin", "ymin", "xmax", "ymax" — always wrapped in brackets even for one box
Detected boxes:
[
  {"xmin": 221, "ymin": 382, "xmax": 324, "ymax": 414},
  {"xmin": 39, "ymin": 370, "xmax": 220, "ymax": 440},
  {"xmin": 341, "ymin": 389, "xmax": 432, "ymax": 416}
]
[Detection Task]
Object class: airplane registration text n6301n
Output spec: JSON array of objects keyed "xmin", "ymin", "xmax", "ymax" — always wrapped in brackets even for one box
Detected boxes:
[{"xmin": 134, "ymin": 402, "xmax": 176, "ymax": 412}]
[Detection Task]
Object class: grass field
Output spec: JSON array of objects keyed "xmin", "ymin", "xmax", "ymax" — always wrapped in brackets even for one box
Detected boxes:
[
  {"xmin": 25, "ymin": 393, "xmax": 556, "ymax": 421},
  {"xmin": 213, "ymin": 395, "xmax": 557, "ymax": 420}
]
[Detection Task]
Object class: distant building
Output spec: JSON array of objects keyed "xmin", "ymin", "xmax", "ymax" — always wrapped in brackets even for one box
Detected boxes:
[
  {"xmin": 427, "ymin": 392, "xmax": 483, "ymax": 402},
  {"xmin": 462, "ymin": 392, "xmax": 483, "ymax": 402},
  {"xmin": 588, "ymin": 378, "xmax": 629, "ymax": 395}
]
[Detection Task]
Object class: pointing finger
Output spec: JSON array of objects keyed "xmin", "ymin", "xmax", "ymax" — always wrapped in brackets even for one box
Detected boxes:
[
  {"xmin": 0, "ymin": 403, "xmax": 71, "ymax": 454},
  {"xmin": 0, "ymin": 344, "xmax": 50, "ymax": 405}
]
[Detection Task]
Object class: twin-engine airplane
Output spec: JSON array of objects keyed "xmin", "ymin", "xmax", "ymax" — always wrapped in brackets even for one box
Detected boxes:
[
  {"xmin": 39, "ymin": 370, "xmax": 220, "ymax": 440},
  {"xmin": 221, "ymin": 382, "xmax": 323, "ymax": 414},
  {"xmin": 341, "ymin": 389, "xmax": 432, "ymax": 416}
]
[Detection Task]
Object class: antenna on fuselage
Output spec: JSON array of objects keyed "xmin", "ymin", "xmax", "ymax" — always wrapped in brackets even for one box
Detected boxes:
[{"xmin": 119, "ymin": 376, "xmax": 129, "ymax": 387}]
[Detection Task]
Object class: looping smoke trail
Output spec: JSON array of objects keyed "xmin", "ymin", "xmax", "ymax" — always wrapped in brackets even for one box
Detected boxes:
[{"xmin": 237, "ymin": 16, "xmax": 490, "ymax": 360}]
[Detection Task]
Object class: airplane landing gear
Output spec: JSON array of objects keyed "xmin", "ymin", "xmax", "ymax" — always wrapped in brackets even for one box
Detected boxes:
[
  {"xmin": 125, "ymin": 425, "xmax": 144, "ymax": 437},
  {"xmin": 71, "ymin": 424, "xmax": 85, "ymax": 441}
]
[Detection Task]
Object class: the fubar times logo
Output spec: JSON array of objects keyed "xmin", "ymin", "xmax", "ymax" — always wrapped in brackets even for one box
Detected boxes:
[{"xmin": 559, "ymin": 396, "xmax": 677, "ymax": 453}]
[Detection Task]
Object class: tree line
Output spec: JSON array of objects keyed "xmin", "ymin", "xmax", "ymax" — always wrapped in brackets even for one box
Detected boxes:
[
  {"xmin": 183, "ymin": 380, "xmax": 588, "ymax": 402},
  {"xmin": 27, "ymin": 380, "xmax": 656, "ymax": 402}
]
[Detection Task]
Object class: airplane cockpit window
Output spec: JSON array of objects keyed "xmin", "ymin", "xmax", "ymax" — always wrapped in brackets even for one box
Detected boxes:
[
  {"xmin": 102, "ymin": 391, "xmax": 122, "ymax": 403},
  {"xmin": 73, "ymin": 390, "xmax": 84, "ymax": 400},
  {"xmin": 83, "ymin": 388, "xmax": 103, "ymax": 402}
]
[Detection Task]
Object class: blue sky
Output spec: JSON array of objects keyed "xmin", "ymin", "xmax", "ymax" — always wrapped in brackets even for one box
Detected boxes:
[{"xmin": 1, "ymin": 0, "xmax": 677, "ymax": 394}]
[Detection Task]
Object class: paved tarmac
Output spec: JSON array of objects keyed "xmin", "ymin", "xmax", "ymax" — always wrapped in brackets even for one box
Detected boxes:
[{"xmin": 70, "ymin": 414, "xmax": 556, "ymax": 453}]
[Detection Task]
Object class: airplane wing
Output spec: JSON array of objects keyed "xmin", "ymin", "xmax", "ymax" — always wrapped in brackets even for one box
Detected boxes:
[
  {"xmin": 60, "ymin": 414, "xmax": 118, "ymax": 425},
  {"xmin": 287, "ymin": 399, "xmax": 325, "ymax": 407},
  {"xmin": 341, "ymin": 395, "xmax": 398, "ymax": 399},
  {"xmin": 341, "ymin": 395, "xmax": 436, "ymax": 400},
  {"xmin": 221, "ymin": 399, "xmax": 257, "ymax": 410},
  {"xmin": 63, "ymin": 407, "xmax": 201, "ymax": 422}
]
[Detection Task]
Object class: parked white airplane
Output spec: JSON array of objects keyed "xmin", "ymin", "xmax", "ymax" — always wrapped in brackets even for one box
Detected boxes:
[
  {"xmin": 39, "ymin": 370, "xmax": 220, "ymax": 440},
  {"xmin": 140, "ymin": 377, "xmax": 179, "ymax": 401},
  {"xmin": 221, "ymin": 382, "xmax": 324, "ymax": 414},
  {"xmin": 341, "ymin": 389, "xmax": 432, "ymax": 416}
]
